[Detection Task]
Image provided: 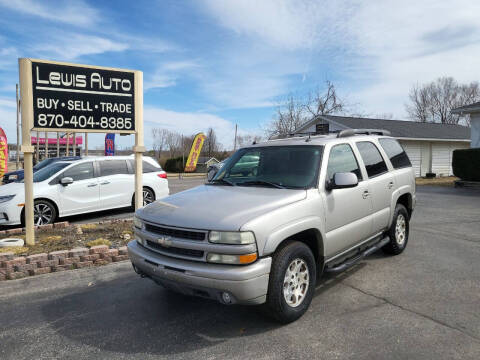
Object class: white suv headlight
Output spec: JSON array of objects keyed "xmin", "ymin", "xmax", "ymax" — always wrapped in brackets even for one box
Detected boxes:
[
  {"xmin": 208, "ymin": 231, "xmax": 255, "ymax": 245},
  {"xmin": 0, "ymin": 195, "xmax": 15, "ymax": 204}
]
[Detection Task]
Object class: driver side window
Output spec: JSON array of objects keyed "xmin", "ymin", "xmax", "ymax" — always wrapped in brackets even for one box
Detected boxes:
[
  {"xmin": 63, "ymin": 162, "xmax": 94, "ymax": 181},
  {"xmin": 326, "ymin": 144, "xmax": 362, "ymax": 183}
]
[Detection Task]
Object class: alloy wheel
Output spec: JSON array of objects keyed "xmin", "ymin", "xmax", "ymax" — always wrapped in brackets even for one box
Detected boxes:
[
  {"xmin": 143, "ymin": 190, "xmax": 154, "ymax": 205},
  {"xmin": 283, "ymin": 258, "xmax": 310, "ymax": 307},
  {"xmin": 395, "ymin": 214, "xmax": 406, "ymax": 245},
  {"xmin": 34, "ymin": 203, "xmax": 53, "ymax": 226}
]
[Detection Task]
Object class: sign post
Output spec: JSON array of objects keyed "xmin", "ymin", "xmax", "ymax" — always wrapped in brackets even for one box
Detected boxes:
[{"xmin": 19, "ymin": 58, "xmax": 142, "ymax": 245}]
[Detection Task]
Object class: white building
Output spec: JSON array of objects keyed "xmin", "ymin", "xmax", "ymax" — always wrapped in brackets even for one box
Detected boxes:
[
  {"xmin": 452, "ymin": 101, "xmax": 480, "ymax": 148},
  {"xmin": 296, "ymin": 115, "xmax": 471, "ymax": 177}
]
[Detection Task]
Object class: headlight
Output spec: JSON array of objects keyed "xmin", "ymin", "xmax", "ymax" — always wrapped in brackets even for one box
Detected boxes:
[
  {"xmin": 207, "ymin": 252, "xmax": 257, "ymax": 265},
  {"xmin": 208, "ymin": 231, "xmax": 255, "ymax": 245},
  {"xmin": 133, "ymin": 216, "xmax": 144, "ymax": 230},
  {"xmin": 0, "ymin": 195, "xmax": 15, "ymax": 204}
]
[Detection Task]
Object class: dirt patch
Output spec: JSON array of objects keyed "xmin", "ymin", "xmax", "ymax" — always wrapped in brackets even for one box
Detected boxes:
[
  {"xmin": 0, "ymin": 221, "xmax": 133, "ymax": 256},
  {"xmin": 416, "ymin": 176, "xmax": 458, "ymax": 186}
]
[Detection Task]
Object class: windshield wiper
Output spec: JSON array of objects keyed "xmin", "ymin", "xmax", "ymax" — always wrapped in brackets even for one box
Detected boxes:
[
  {"xmin": 237, "ymin": 180, "xmax": 286, "ymax": 189},
  {"xmin": 207, "ymin": 178, "xmax": 235, "ymax": 186}
]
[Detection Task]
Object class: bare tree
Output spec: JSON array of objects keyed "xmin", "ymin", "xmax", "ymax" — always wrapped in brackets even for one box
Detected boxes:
[
  {"xmin": 406, "ymin": 77, "xmax": 480, "ymax": 125},
  {"xmin": 203, "ymin": 128, "xmax": 219, "ymax": 158},
  {"xmin": 165, "ymin": 131, "xmax": 182, "ymax": 158},
  {"xmin": 305, "ymin": 81, "xmax": 346, "ymax": 117},
  {"xmin": 266, "ymin": 95, "xmax": 306, "ymax": 138},
  {"xmin": 266, "ymin": 81, "xmax": 347, "ymax": 138},
  {"xmin": 151, "ymin": 128, "xmax": 169, "ymax": 159}
]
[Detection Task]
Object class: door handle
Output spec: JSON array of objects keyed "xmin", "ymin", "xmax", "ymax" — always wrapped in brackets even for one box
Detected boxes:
[
  {"xmin": 87, "ymin": 183, "xmax": 98, "ymax": 187},
  {"xmin": 387, "ymin": 181, "xmax": 394, "ymax": 189},
  {"xmin": 100, "ymin": 181, "xmax": 110, "ymax": 185},
  {"xmin": 362, "ymin": 190, "xmax": 370, "ymax": 199}
]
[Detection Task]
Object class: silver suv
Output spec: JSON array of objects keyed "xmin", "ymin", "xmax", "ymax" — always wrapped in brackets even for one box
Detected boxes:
[{"xmin": 128, "ymin": 129, "xmax": 415, "ymax": 323}]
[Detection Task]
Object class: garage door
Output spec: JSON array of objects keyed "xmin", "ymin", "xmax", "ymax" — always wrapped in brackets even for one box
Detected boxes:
[{"xmin": 400, "ymin": 141, "xmax": 421, "ymax": 176}]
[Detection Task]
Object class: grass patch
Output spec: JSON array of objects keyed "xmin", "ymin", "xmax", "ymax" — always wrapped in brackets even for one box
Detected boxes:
[
  {"xmin": 416, "ymin": 176, "xmax": 458, "ymax": 186},
  {"xmin": 0, "ymin": 247, "xmax": 29, "ymax": 255},
  {"xmin": 0, "ymin": 220, "xmax": 133, "ymax": 256},
  {"xmin": 86, "ymin": 238, "xmax": 112, "ymax": 247}
]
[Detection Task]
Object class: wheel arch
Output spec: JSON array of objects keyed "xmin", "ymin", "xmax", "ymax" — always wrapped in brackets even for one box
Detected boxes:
[
  {"xmin": 20, "ymin": 197, "xmax": 59, "ymax": 225},
  {"xmin": 262, "ymin": 217, "xmax": 325, "ymax": 270}
]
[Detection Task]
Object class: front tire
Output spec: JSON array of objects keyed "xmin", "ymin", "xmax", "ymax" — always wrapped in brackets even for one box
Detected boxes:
[
  {"xmin": 21, "ymin": 199, "xmax": 57, "ymax": 226},
  {"xmin": 382, "ymin": 203, "xmax": 409, "ymax": 255},
  {"xmin": 265, "ymin": 241, "xmax": 316, "ymax": 323}
]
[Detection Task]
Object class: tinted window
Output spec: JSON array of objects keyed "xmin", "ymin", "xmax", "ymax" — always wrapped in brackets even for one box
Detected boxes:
[
  {"xmin": 99, "ymin": 160, "xmax": 129, "ymax": 176},
  {"xmin": 127, "ymin": 160, "xmax": 161, "ymax": 173},
  {"xmin": 63, "ymin": 162, "xmax": 94, "ymax": 181},
  {"xmin": 326, "ymin": 144, "xmax": 362, "ymax": 182},
  {"xmin": 33, "ymin": 158, "xmax": 56, "ymax": 171},
  {"xmin": 356, "ymin": 142, "xmax": 388, "ymax": 178},
  {"xmin": 32, "ymin": 162, "xmax": 70, "ymax": 183},
  {"xmin": 379, "ymin": 139, "xmax": 412, "ymax": 169},
  {"xmin": 214, "ymin": 146, "xmax": 323, "ymax": 189}
]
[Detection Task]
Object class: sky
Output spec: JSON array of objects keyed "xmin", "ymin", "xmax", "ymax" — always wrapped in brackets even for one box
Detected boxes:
[{"xmin": 0, "ymin": 0, "xmax": 479, "ymax": 150}]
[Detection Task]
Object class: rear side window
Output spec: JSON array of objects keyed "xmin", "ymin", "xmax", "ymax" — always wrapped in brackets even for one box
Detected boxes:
[
  {"xmin": 379, "ymin": 139, "xmax": 412, "ymax": 169},
  {"xmin": 326, "ymin": 144, "xmax": 363, "ymax": 182},
  {"xmin": 99, "ymin": 160, "xmax": 129, "ymax": 176},
  {"xmin": 127, "ymin": 160, "xmax": 161, "ymax": 173},
  {"xmin": 63, "ymin": 162, "xmax": 94, "ymax": 181},
  {"xmin": 356, "ymin": 141, "xmax": 388, "ymax": 178}
]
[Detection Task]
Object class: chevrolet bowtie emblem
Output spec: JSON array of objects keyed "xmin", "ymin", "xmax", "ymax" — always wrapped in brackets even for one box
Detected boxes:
[{"xmin": 157, "ymin": 236, "xmax": 173, "ymax": 247}]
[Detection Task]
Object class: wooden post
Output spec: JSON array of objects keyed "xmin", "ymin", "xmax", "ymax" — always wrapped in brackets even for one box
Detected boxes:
[
  {"xmin": 19, "ymin": 58, "xmax": 35, "ymax": 245},
  {"xmin": 73, "ymin": 133, "xmax": 76, "ymax": 156},
  {"xmin": 35, "ymin": 130, "xmax": 39, "ymax": 162},
  {"xmin": 15, "ymin": 84, "xmax": 20, "ymax": 169},
  {"xmin": 85, "ymin": 133, "xmax": 88, "ymax": 156},
  {"xmin": 66, "ymin": 133, "xmax": 69, "ymax": 156},
  {"xmin": 56, "ymin": 132, "xmax": 60, "ymax": 157},
  {"xmin": 133, "ymin": 71, "xmax": 144, "ymax": 210},
  {"xmin": 45, "ymin": 132, "xmax": 48, "ymax": 158}
]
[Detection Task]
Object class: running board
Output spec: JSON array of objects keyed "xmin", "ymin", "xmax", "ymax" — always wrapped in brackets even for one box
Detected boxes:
[{"xmin": 325, "ymin": 236, "xmax": 390, "ymax": 274}]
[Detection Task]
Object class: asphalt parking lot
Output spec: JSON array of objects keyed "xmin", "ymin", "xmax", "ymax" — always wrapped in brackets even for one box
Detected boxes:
[{"xmin": 0, "ymin": 185, "xmax": 479, "ymax": 359}]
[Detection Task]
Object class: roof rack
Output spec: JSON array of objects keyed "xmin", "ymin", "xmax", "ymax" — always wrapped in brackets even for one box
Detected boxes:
[{"xmin": 336, "ymin": 129, "xmax": 391, "ymax": 138}]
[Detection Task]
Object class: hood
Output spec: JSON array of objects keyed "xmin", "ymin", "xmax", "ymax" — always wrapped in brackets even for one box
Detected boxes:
[
  {"xmin": 3, "ymin": 169, "xmax": 24, "ymax": 180},
  {"xmin": 0, "ymin": 181, "xmax": 24, "ymax": 197},
  {"xmin": 138, "ymin": 184, "xmax": 306, "ymax": 231}
]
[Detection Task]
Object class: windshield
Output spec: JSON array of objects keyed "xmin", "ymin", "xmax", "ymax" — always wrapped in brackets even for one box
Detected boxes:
[
  {"xmin": 30, "ymin": 162, "xmax": 70, "ymax": 183},
  {"xmin": 213, "ymin": 145, "xmax": 323, "ymax": 189},
  {"xmin": 33, "ymin": 158, "xmax": 56, "ymax": 171}
]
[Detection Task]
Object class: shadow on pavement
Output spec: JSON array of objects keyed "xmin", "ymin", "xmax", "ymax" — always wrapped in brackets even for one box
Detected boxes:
[{"xmin": 40, "ymin": 262, "xmax": 361, "ymax": 357}]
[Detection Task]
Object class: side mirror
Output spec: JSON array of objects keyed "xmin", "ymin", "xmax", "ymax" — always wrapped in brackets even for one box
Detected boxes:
[
  {"xmin": 60, "ymin": 177, "xmax": 74, "ymax": 186},
  {"xmin": 207, "ymin": 168, "xmax": 218, "ymax": 182},
  {"xmin": 327, "ymin": 172, "xmax": 358, "ymax": 190}
]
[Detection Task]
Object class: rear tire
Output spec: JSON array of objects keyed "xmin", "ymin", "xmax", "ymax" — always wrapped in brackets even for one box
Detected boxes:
[
  {"xmin": 264, "ymin": 241, "xmax": 316, "ymax": 323},
  {"xmin": 131, "ymin": 187, "xmax": 156, "ymax": 208},
  {"xmin": 382, "ymin": 204, "xmax": 409, "ymax": 255}
]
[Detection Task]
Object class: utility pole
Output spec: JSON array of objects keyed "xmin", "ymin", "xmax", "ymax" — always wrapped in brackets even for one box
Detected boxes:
[
  {"xmin": 73, "ymin": 133, "xmax": 76, "ymax": 156},
  {"xmin": 85, "ymin": 133, "xmax": 88, "ymax": 156},
  {"xmin": 15, "ymin": 84, "xmax": 20, "ymax": 169},
  {"xmin": 66, "ymin": 133, "xmax": 69, "ymax": 156},
  {"xmin": 233, "ymin": 124, "xmax": 238, "ymax": 151}
]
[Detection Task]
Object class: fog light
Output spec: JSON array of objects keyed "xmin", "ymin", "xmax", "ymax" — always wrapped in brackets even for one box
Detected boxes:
[{"xmin": 222, "ymin": 292, "xmax": 232, "ymax": 304}]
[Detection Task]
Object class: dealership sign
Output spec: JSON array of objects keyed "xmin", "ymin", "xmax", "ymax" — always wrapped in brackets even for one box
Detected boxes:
[
  {"xmin": 0, "ymin": 127, "xmax": 7, "ymax": 178},
  {"xmin": 21, "ymin": 59, "xmax": 139, "ymax": 133}
]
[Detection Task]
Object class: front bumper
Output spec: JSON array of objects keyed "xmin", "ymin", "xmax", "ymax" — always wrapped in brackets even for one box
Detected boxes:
[
  {"xmin": 127, "ymin": 240, "xmax": 271, "ymax": 305},
  {"xmin": 0, "ymin": 201, "xmax": 22, "ymax": 226}
]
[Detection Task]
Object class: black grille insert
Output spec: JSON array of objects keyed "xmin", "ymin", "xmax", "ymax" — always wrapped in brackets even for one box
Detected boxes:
[
  {"xmin": 145, "ymin": 224, "xmax": 205, "ymax": 241},
  {"xmin": 146, "ymin": 240, "xmax": 204, "ymax": 258}
]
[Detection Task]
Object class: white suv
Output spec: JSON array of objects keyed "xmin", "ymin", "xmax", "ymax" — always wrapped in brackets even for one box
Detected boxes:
[{"xmin": 0, "ymin": 156, "xmax": 169, "ymax": 226}]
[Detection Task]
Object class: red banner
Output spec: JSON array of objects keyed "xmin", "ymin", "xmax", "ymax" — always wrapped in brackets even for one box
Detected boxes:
[{"xmin": 0, "ymin": 127, "xmax": 7, "ymax": 178}]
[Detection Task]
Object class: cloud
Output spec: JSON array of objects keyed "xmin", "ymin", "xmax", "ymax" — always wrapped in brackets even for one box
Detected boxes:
[
  {"xmin": 145, "ymin": 61, "xmax": 199, "ymax": 90},
  {"xmin": 0, "ymin": 0, "xmax": 99, "ymax": 27},
  {"xmin": 34, "ymin": 34, "xmax": 129, "ymax": 60}
]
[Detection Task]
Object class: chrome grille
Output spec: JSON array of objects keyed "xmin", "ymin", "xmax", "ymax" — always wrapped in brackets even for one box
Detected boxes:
[{"xmin": 145, "ymin": 223, "xmax": 206, "ymax": 241}]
